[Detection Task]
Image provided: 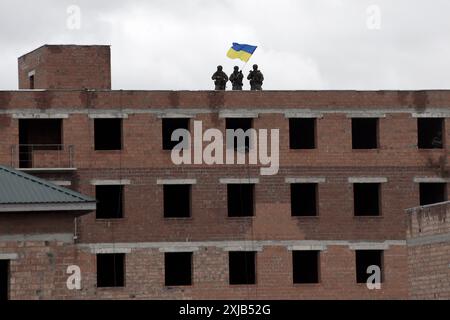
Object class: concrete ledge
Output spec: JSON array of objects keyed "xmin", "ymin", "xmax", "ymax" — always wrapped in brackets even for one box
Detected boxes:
[
  {"xmin": 284, "ymin": 112, "xmax": 323, "ymax": 118},
  {"xmin": 79, "ymin": 240, "xmax": 406, "ymax": 251},
  {"xmin": 12, "ymin": 113, "xmax": 69, "ymax": 119},
  {"xmin": 219, "ymin": 111, "xmax": 259, "ymax": 118},
  {"xmin": 157, "ymin": 179, "xmax": 197, "ymax": 185},
  {"xmin": 413, "ymin": 177, "xmax": 450, "ymax": 183},
  {"xmin": 219, "ymin": 178, "xmax": 260, "ymax": 184},
  {"xmin": 159, "ymin": 247, "xmax": 199, "ymax": 252},
  {"xmin": 346, "ymin": 113, "xmax": 386, "ymax": 118},
  {"xmin": 90, "ymin": 179, "xmax": 131, "ymax": 185},
  {"xmin": 0, "ymin": 253, "xmax": 19, "ymax": 260},
  {"xmin": 221, "ymin": 246, "xmax": 263, "ymax": 252},
  {"xmin": 348, "ymin": 242, "xmax": 390, "ymax": 250},
  {"xmin": 412, "ymin": 112, "xmax": 449, "ymax": 118},
  {"xmin": 90, "ymin": 247, "xmax": 132, "ymax": 254},
  {"xmin": 285, "ymin": 177, "xmax": 326, "ymax": 184},
  {"xmin": 157, "ymin": 113, "xmax": 195, "ymax": 118},
  {"xmin": 287, "ymin": 245, "xmax": 327, "ymax": 251},
  {"xmin": 348, "ymin": 177, "xmax": 388, "ymax": 183},
  {"xmin": 88, "ymin": 113, "xmax": 128, "ymax": 119},
  {"xmin": 0, "ymin": 233, "xmax": 73, "ymax": 243}
]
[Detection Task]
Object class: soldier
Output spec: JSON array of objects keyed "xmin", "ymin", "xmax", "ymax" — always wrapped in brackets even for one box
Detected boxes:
[
  {"xmin": 247, "ymin": 64, "xmax": 264, "ymax": 90},
  {"xmin": 211, "ymin": 65, "xmax": 228, "ymax": 90},
  {"xmin": 229, "ymin": 66, "xmax": 244, "ymax": 90}
]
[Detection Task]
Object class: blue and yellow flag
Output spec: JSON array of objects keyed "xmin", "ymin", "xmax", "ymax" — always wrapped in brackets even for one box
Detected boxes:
[{"xmin": 226, "ymin": 43, "xmax": 257, "ymax": 62}]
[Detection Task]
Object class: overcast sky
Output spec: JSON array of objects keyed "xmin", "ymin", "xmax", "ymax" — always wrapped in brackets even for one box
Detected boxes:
[{"xmin": 1, "ymin": 0, "xmax": 450, "ymax": 90}]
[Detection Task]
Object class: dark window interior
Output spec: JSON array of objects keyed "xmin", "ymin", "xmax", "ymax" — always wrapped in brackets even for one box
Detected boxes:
[
  {"xmin": 229, "ymin": 251, "xmax": 256, "ymax": 285},
  {"xmin": 352, "ymin": 118, "xmax": 378, "ymax": 149},
  {"xmin": 18, "ymin": 119, "xmax": 63, "ymax": 168},
  {"xmin": 165, "ymin": 252, "xmax": 192, "ymax": 286},
  {"xmin": 289, "ymin": 118, "xmax": 316, "ymax": 149},
  {"xmin": 420, "ymin": 183, "xmax": 447, "ymax": 205},
  {"xmin": 162, "ymin": 118, "xmax": 190, "ymax": 150},
  {"xmin": 96, "ymin": 185, "xmax": 123, "ymax": 219},
  {"xmin": 356, "ymin": 250, "xmax": 383, "ymax": 284},
  {"xmin": 0, "ymin": 260, "xmax": 9, "ymax": 301},
  {"xmin": 292, "ymin": 251, "xmax": 320, "ymax": 284},
  {"xmin": 97, "ymin": 253, "xmax": 125, "ymax": 287},
  {"xmin": 19, "ymin": 119, "xmax": 62, "ymax": 146},
  {"xmin": 291, "ymin": 183, "xmax": 318, "ymax": 216},
  {"xmin": 418, "ymin": 118, "xmax": 444, "ymax": 149},
  {"xmin": 94, "ymin": 119, "xmax": 122, "ymax": 150},
  {"xmin": 29, "ymin": 75, "xmax": 35, "ymax": 89},
  {"xmin": 164, "ymin": 185, "xmax": 191, "ymax": 218},
  {"xmin": 226, "ymin": 118, "xmax": 253, "ymax": 151},
  {"xmin": 354, "ymin": 183, "xmax": 380, "ymax": 216},
  {"xmin": 227, "ymin": 184, "xmax": 254, "ymax": 217}
]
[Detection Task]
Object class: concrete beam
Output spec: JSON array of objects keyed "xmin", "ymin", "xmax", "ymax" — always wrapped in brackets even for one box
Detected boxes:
[
  {"xmin": 0, "ymin": 253, "xmax": 19, "ymax": 260},
  {"xmin": 348, "ymin": 177, "xmax": 388, "ymax": 183},
  {"xmin": 159, "ymin": 247, "xmax": 200, "ymax": 252},
  {"xmin": 346, "ymin": 113, "xmax": 386, "ymax": 118},
  {"xmin": 156, "ymin": 179, "xmax": 197, "ymax": 185},
  {"xmin": 88, "ymin": 113, "xmax": 128, "ymax": 119},
  {"xmin": 284, "ymin": 112, "xmax": 323, "ymax": 118},
  {"xmin": 0, "ymin": 233, "xmax": 73, "ymax": 243},
  {"xmin": 285, "ymin": 177, "xmax": 326, "ymax": 184},
  {"xmin": 287, "ymin": 244, "xmax": 327, "ymax": 251},
  {"xmin": 157, "ymin": 113, "xmax": 195, "ymax": 118},
  {"xmin": 90, "ymin": 179, "xmax": 131, "ymax": 185},
  {"xmin": 219, "ymin": 178, "xmax": 260, "ymax": 184},
  {"xmin": 414, "ymin": 177, "xmax": 450, "ymax": 183},
  {"xmin": 12, "ymin": 113, "xmax": 69, "ymax": 119},
  {"xmin": 219, "ymin": 111, "xmax": 259, "ymax": 118}
]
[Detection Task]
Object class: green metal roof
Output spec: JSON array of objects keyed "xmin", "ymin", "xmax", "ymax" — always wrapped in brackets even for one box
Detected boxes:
[{"xmin": 0, "ymin": 166, "xmax": 95, "ymax": 211}]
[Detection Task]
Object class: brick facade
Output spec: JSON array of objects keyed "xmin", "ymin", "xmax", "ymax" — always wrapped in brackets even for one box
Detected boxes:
[
  {"xmin": 0, "ymin": 45, "xmax": 449, "ymax": 299},
  {"xmin": 406, "ymin": 201, "xmax": 450, "ymax": 299}
]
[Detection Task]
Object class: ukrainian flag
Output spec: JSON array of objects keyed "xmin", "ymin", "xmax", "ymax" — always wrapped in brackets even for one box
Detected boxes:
[{"xmin": 226, "ymin": 43, "xmax": 257, "ymax": 62}]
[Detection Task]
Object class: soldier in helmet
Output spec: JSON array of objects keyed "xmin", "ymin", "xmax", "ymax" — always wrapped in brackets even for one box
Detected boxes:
[
  {"xmin": 211, "ymin": 65, "xmax": 228, "ymax": 90},
  {"xmin": 247, "ymin": 64, "xmax": 264, "ymax": 90},
  {"xmin": 229, "ymin": 66, "xmax": 244, "ymax": 90}
]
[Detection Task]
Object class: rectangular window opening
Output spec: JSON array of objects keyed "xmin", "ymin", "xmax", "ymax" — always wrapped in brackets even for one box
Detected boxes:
[
  {"xmin": 227, "ymin": 184, "xmax": 254, "ymax": 217},
  {"xmin": 94, "ymin": 118, "xmax": 122, "ymax": 151},
  {"xmin": 164, "ymin": 185, "xmax": 191, "ymax": 218},
  {"xmin": 229, "ymin": 251, "xmax": 256, "ymax": 285},
  {"xmin": 292, "ymin": 251, "xmax": 320, "ymax": 284},
  {"xmin": 418, "ymin": 118, "xmax": 444, "ymax": 149},
  {"xmin": 354, "ymin": 183, "xmax": 380, "ymax": 216},
  {"xmin": 164, "ymin": 252, "xmax": 192, "ymax": 286},
  {"xmin": 96, "ymin": 185, "xmax": 124, "ymax": 219},
  {"xmin": 291, "ymin": 183, "xmax": 318, "ymax": 216},
  {"xmin": 29, "ymin": 75, "xmax": 35, "ymax": 89},
  {"xmin": 97, "ymin": 253, "xmax": 125, "ymax": 288},
  {"xmin": 162, "ymin": 118, "xmax": 190, "ymax": 150},
  {"xmin": 18, "ymin": 119, "xmax": 63, "ymax": 168},
  {"xmin": 352, "ymin": 118, "xmax": 378, "ymax": 149},
  {"xmin": 356, "ymin": 250, "xmax": 383, "ymax": 284},
  {"xmin": 289, "ymin": 118, "xmax": 316, "ymax": 149},
  {"xmin": 226, "ymin": 118, "xmax": 253, "ymax": 152},
  {"xmin": 419, "ymin": 183, "xmax": 447, "ymax": 206},
  {"xmin": 0, "ymin": 260, "xmax": 9, "ymax": 300}
]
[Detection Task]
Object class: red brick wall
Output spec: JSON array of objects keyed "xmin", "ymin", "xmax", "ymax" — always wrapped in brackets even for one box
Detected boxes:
[
  {"xmin": 0, "ymin": 89, "xmax": 448, "ymax": 299},
  {"xmin": 0, "ymin": 241, "xmax": 407, "ymax": 300},
  {"xmin": 18, "ymin": 45, "xmax": 111, "ymax": 90},
  {"xmin": 406, "ymin": 201, "xmax": 450, "ymax": 299}
]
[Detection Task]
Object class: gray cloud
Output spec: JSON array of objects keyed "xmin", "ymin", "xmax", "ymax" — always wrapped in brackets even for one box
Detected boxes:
[{"xmin": 0, "ymin": 0, "xmax": 449, "ymax": 90}]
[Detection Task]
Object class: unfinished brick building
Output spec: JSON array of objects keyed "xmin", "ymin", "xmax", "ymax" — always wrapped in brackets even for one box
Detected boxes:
[{"xmin": 0, "ymin": 44, "xmax": 449, "ymax": 300}]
